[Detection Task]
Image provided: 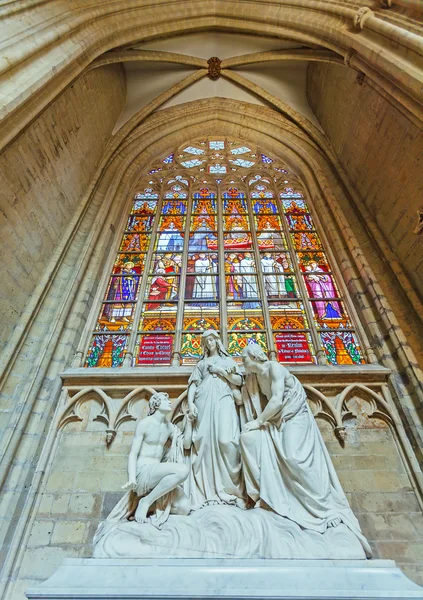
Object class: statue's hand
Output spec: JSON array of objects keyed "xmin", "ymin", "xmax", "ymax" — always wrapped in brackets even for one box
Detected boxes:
[
  {"xmin": 208, "ymin": 364, "xmax": 225, "ymax": 376},
  {"xmin": 187, "ymin": 404, "xmax": 198, "ymax": 419},
  {"xmin": 243, "ymin": 419, "xmax": 262, "ymax": 433},
  {"xmin": 122, "ymin": 480, "xmax": 137, "ymax": 491}
]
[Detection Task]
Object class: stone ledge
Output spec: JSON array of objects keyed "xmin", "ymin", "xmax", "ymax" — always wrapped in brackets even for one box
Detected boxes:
[{"xmin": 26, "ymin": 558, "xmax": 423, "ymax": 600}]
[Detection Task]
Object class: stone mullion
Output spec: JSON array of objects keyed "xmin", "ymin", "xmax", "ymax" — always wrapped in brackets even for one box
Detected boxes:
[
  {"xmin": 246, "ymin": 186, "xmax": 276, "ymax": 360},
  {"xmin": 275, "ymin": 193, "xmax": 326, "ymax": 365},
  {"xmin": 172, "ymin": 186, "xmax": 193, "ymax": 367},
  {"xmin": 217, "ymin": 184, "xmax": 227, "ymax": 347},
  {"xmin": 124, "ymin": 191, "xmax": 164, "ymax": 367}
]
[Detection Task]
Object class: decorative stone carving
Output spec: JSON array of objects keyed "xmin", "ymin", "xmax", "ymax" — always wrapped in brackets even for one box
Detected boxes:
[
  {"xmin": 207, "ymin": 56, "xmax": 221, "ymax": 80},
  {"xmin": 356, "ymin": 71, "xmax": 366, "ymax": 85},
  {"xmin": 413, "ymin": 209, "xmax": 423, "ymax": 234},
  {"xmin": 92, "ymin": 340, "xmax": 371, "ymax": 559},
  {"xmin": 344, "ymin": 48, "xmax": 356, "ymax": 69},
  {"xmin": 353, "ymin": 7, "xmax": 374, "ymax": 29},
  {"xmin": 381, "ymin": 0, "xmax": 392, "ymax": 7}
]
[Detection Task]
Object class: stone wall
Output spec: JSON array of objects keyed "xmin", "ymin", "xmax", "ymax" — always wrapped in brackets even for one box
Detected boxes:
[
  {"xmin": 10, "ymin": 395, "xmax": 423, "ymax": 599},
  {"xmin": 0, "ymin": 63, "xmax": 126, "ymax": 353},
  {"xmin": 306, "ymin": 62, "xmax": 423, "ymax": 301}
]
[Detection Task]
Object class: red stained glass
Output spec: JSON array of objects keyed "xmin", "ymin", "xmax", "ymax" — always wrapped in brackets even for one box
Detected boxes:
[
  {"xmin": 139, "ymin": 316, "xmax": 176, "ymax": 332},
  {"xmin": 181, "ymin": 333, "xmax": 203, "ymax": 364},
  {"xmin": 126, "ymin": 215, "xmax": 155, "ymax": 232},
  {"xmin": 191, "ymin": 214, "xmax": 217, "ymax": 231},
  {"xmin": 120, "ymin": 234, "xmax": 150, "ymax": 252},
  {"xmin": 291, "ymin": 232, "xmax": 322, "ymax": 251},
  {"xmin": 192, "ymin": 198, "xmax": 217, "ymax": 214},
  {"xmin": 297, "ymin": 252, "xmax": 331, "ymax": 271},
  {"xmin": 113, "ymin": 254, "xmax": 145, "ymax": 274},
  {"xmin": 274, "ymin": 332, "xmax": 314, "ymax": 363},
  {"xmin": 254, "ymin": 215, "xmax": 282, "ymax": 231},
  {"xmin": 270, "ymin": 313, "xmax": 308, "ymax": 330},
  {"xmin": 136, "ymin": 334, "xmax": 174, "ymax": 365},
  {"xmin": 223, "ymin": 232, "xmax": 252, "ymax": 251},
  {"xmin": 228, "ymin": 332, "xmax": 268, "ymax": 358},
  {"xmin": 85, "ymin": 334, "xmax": 129, "ymax": 368},
  {"xmin": 320, "ymin": 331, "xmax": 363, "ymax": 365}
]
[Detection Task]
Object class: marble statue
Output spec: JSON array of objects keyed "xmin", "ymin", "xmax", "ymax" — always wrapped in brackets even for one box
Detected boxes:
[
  {"xmin": 240, "ymin": 343, "xmax": 371, "ymax": 553},
  {"xmin": 186, "ymin": 330, "xmax": 247, "ymax": 509},
  {"xmin": 94, "ymin": 392, "xmax": 193, "ymax": 551},
  {"xmin": 93, "ymin": 340, "xmax": 371, "ymax": 560}
]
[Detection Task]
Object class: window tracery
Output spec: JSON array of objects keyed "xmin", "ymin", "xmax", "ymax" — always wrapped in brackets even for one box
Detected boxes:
[{"xmin": 85, "ymin": 138, "xmax": 365, "ymax": 368}]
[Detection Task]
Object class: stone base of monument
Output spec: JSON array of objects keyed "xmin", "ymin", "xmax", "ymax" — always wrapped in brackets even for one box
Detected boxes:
[{"xmin": 26, "ymin": 558, "xmax": 423, "ymax": 600}]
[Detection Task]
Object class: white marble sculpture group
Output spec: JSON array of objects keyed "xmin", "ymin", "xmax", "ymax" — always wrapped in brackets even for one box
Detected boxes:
[{"xmin": 94, "ymin": 332, "xmax": 371, "ymax": 559}]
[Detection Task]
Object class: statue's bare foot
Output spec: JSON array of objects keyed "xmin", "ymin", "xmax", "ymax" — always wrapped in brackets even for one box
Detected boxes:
[
  {"xmin": 327, "ymin": 517, "xmax": 341, "ymax": 528},
  {"xmin": 135, "ymin": 499, "xmax": 150, "ymax": 523}
]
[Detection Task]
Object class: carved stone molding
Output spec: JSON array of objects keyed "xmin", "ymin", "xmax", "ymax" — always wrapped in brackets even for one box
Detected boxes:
[
  {"xmin": 344, "ymin": 48, "xmax": 356, "ymax": 69},
  {"xmin": 381, "ymin": 0, "xmax": 393, "ymax": 7},
  {"xmin": 207, "ymin": 56, "xmax": 221, "ymax": 80},
  {"xmin": 356, "ymin": 71, "xmax": 366, "ymax": 85},
  {"xmin": 413, "ymin": 209, "xmax": 423, "ymax": 234},
  {"xmin": 353, "ymin": 7, "xmax": 374, "ymax": 29}
]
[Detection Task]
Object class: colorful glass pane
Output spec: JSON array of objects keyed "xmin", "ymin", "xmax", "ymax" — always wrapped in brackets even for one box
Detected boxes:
[
  {"xmin": 209, "ymin": 164, "xmax": 227, "ymax": 174},
  {"xmin": 113, "ymin": 254, "xmax": 145, "ymax": 274},
  {"xmin": 228, "ymin": 332, "xmax": 268, "ymax": 359},
  {"xmin": 274, "ymin": 332, "xmax": 314, "ymax": 363},
  {"xmin": 252, "ymin": 198, "xmax": 278, "ymax": 214},
  {"xmin": 120, "ymin": 234, "xmax": 150, "ymax": 252},
  {"xmin": 268, "ymin": 300, "xmax": 304, "ymax": 312},
  {"xmin": 184, "ymin": 303, "xmax": 220, "ymax": 318},
  {"xmin": 251, "ymin": 186, "xmax": 274, "ymax": 199},
  {"xmin": 136, "ymin": 334, "xmax": 174, "ymax": 365},
  {"xmin": 183, "ymin": 313, "xmax": 220, "ymax": 331},
  {"xmin": 230, "ymin": 159, "xmax": 255, "ymax": 168},
  {"xmin": 164, "ymin": 185, "xmax": 188, "ymax": 199},
  {"xmin": 302, "ymin": 264, "xmax": 340, "ymax": 299},
  {"xmin": 231, "ymin": 146, "xmax": 251, "ymax": 155},
  {"xmin": 126, "ymin": 214, "xmax": 154, "ymax": 232},
  {"xmin": 254, "ymin": 214, "xmax": 282, "ymax": 231},
  {"xmin": 131, "ymin": 199, "xmax": 157, "ymax": 214},
  {"xmin": 95, "ymin": 303, "xmax": 135, "ymax": 331},
  {"xmin": 225, "ymin": 275, "xmax": 260, "ymax": 303},
  {"xmin": 227, "ymin": 312, "xmax": 265, "ymax": 331},
  {"xmin": 187, "ymin": 253, "xmax": 218, "ymax": 273},
  {"xmin": 150, "ymin": 253, "xmax": 182, "ymax": 275},
  {"xmin": 139, "ymin": 316, "xmax": 176, "ymax": 332},
  {"xmin": 260, "ymin": 256, "xmax": 297, "ymax": 298},
  {"xmin": 85, "ymin": 334, "xmax": 128, "ymax": 368},
  {"xmin": 320, "ymin": 331, "xmax": 364, "ymax": 365},
  {"xmin": 261, "ymin": 154, "xmax": 273, "ymax": 163},
  {"xmin": 297, "ymin": 252, "xmax": 331, "ymax": 271},
  {"xmin": 154, "ymin": 229, "xmax": 184, "ymax": 252},
  {"xmin": 224, "ymin": 253, "xmax": 256, "ymax": 273},
  {"xmin": 192, "ymin": 198, "xmax": 217, "ymax": 213},
  {"xmin": 223, "ymin": 232, "xmax": 252, "ymax": 250},
  {"xmin": 223, "ymin": 213, "xmax": 250, "ymax": 231},
  {"xmin": 259, "ymin": 252, "xmax": 293, "ymax": 273},
  {"xmin": 286, "ymin": 213, "xmax": 314, "ymax": 231},
  {"xmin": 281, "ymin": 198, "xmax": 308, "ymax": 213},
  {"xmin": 145, "ymin": 275, "xmax": 179, "ymax": 306},
  {"xmin": 191, "ymin": 214, "xmax": 217, "ymax": 231},
  {"xmin": 181, "ymin": 333, "xmax": 203, "ymax": 364},
  {"xmin": 163, "ymin": 153, "xmax": 174, "ymax": 163},
  {"xmin": 270, "ymin": 312, "xmax": 308, "ymax": 330},
  {"xmin": 310, "ymin": 301, "xmax": 352, "ymax": 328},
  {"xmin": 183, "ymin": 146, "xmax": 204, "ymax": 155},
  {"xmin": 185, "ymin": 275, "xmax": 219, "ymax": 301},
  {"xmin": 257, "ymin": 230, "xmax": 286, "ymax": 251},
  {"xmin": 223, "ymin": 197, "xmax": 247, "ymax": 213},
  {"xmin": 181, "ymin": 159, "xmax": 204, "ymax": 168},
  {"xmin": 162, "ymin": 200, "xmax": 187, "ymax": 215},
  {"xmin": 280, "ymin": 187, "xmax": 303, "ymax": 198},
  {"xmin": 291, "ymin": 232, "xmax": 322, "ymax": 251},
  {"xmin": 188, "ymin": 231, "xmax": 218, "ymax": 252},
  {"xmin": 135, "ymin": 190, "xmax": 159, "ymax": 200},
  {"xmin": 104, "ymin": 268, "xmax": 140, "ymax": 302}
]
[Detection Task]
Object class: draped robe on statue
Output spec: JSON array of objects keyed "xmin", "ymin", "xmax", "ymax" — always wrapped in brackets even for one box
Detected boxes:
[
  {"xmin": 240, "ymin": 370, "xmax": 371, "ymax": 557},
  {"xmin": 186, "ymin": 356, "xmax": 247, "ymax": 509}
]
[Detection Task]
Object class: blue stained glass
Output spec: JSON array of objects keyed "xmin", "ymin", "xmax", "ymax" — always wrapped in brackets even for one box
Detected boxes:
[
  {"xmin": 231, "ymin": 146, "xmax": 251, "ymax": 155},
  {"xmin": 181, "ymin": 159, "xmax": 204, "ymax": 168},
  {"xmin": 209, "ymin": 141, "xmax": 225, "ymax": 150},
  {"xmin": 135, "ymin": 189, "xmax": 159, "ymax": 200},
  {"xmin": 209, "ymin": 164, "xmax": 227, "ymax": 174},
  {"xmin": 183, "ymin": 146, "xmax": 205, "ymax": 155},
  {"xmin": 261, "ymin": 154, "xmax": 273, "ymax": 163},
  {"xmin": 163, "ymin": 153, "xmax": 174, "ymax": 164},
  {"xmin": 230, "ymin": 159, "xmax": 255, "ymax": 168}
]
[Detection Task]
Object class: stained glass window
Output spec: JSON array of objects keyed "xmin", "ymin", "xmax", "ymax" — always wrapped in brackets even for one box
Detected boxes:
[{"xmin": 85, "ymin": 138, "xmax": 366, "ymax": 368}]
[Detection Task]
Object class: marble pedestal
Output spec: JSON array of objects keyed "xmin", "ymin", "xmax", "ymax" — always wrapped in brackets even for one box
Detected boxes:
[{"xmin": 26, "ymin": 558, "xmax": 423, "ymax": 600}]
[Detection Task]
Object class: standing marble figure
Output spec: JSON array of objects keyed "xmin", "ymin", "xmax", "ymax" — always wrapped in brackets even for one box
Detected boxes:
[
  {"xmin": 240, "ymin": 343, "xmax": 371, "ymax": 556},
  {"xmin": 186, "ymin": 330, "xmax": 247, "ymax": 509}
]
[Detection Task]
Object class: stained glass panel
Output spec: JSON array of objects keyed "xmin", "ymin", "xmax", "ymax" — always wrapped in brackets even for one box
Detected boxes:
[
  {"xmin": 274, "ymin": 332, "xmax": 314, "ymax": 363},
  {"xmin": 189, "ymin": 231, "xmax": 218, "ymax": 251},
  {"xmin": 120, "ymin": 234, "xmax": 150, "ymax": 252},
  {"xmin": 86, "ymin": 138, "xmax": 366, "ymax": 368},
  {"xmin": 136, "ymin": 334, "xmax": 174, "ymax": 365},
  {"xmin": 228, "ymin": 332, "xmax": 268, "ymax": 360},
  {"xmin": 86, "ymin": 334, "xmax": 129, "ymax": 368},
  {"xmin": 185, "ymin": 275, "xmax": 219, "ymax": 301},
  {"xmin": 319, "ymin": 331, "xmax": 364, "ymax": 365}
]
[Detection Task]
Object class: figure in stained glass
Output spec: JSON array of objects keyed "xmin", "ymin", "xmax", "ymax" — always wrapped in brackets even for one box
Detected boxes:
[
  {"xmin": 239, "ymin": 253, "xmax": 260, "ymax": 308},
  {"xmin": 146, "ymin": 270, "xmax": 178, "ymax": 310},
  {"xmin": 226, "ymin": 253, "xmax": 242, "ymax": 300},
  {"xmin": 304, "ymin": 262, "xmax": 342, "ymax": 319},
  {"xmin": 192, "ymin": 254, "xmax": 217, "ymax": 301},
  {"xmin": 156, "ymin": 221, "xmax": 184, "ymax": 252},
  {"xmin": 105, "ymin": 262, "xmax": 139, "ymax": 322},
  {"xmin": 261, "ymin": 253, "xmax": 288, "ymax": 298}
]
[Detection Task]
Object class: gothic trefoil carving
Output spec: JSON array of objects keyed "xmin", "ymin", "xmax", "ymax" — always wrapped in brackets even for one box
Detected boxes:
[{"xmin": 207, "ymin": 57, "xmax": 221, "ymax": 81}]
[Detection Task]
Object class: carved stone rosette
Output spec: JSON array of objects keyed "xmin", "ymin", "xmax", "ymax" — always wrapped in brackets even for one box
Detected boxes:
[{"xmin": 207, "ymin": 57, "xmax": 222, "ymax": 81}]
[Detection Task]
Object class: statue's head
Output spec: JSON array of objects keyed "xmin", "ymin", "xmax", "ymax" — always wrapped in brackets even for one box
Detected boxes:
[
  {"xmin": 201, "ymin": 330, "xmax": 228, "ymax": 358},
  {"xmin": 148, "ymin": 392, "xmax": 171, "ymax": 416},
  {"xmin": 242, "ymin": 343, "xmax": 268, "ymax": 372}
]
